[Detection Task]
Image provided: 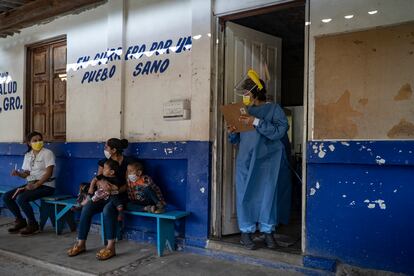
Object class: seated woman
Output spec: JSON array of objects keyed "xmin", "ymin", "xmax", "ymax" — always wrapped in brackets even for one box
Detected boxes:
[
  {"xmin": 3, "ymin": 131, "xmax": 56, "ymax": 236},
  {"xmin": 67, "ymin": 138, "xmax": 135, "ymax": 260}
]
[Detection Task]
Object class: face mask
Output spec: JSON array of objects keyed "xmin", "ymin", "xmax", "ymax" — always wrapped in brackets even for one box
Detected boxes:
[
  {"xmin": 104, "ymin": 150, "xmax": 111, "ymax": 159},
  {"xmin": 128, "ymin": 174, "xmax": 138, "ymax": 182},
  {"xmin": 243, "ymin": 95, "xmax": 252, "ymax": 106},
  {"xmin": 31, "ymin": 141, "xmax": 44, "ymax": 151}
]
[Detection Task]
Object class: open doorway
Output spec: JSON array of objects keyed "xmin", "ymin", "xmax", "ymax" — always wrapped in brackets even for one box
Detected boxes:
[{"xmin": 214, "ymin": 1, "xmax": 305, "ymax": 255}]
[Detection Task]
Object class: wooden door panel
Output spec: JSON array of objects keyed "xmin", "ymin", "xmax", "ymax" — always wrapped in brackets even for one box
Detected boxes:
[
  {"xmin": 51, "ymin": 42, "xmax": 66, "ymax": 140},
  {"xmin": 51, "ymin": 110, "xmax": 66, "ymax": 137},
  {"xmin": 53, "ymin": 44, "xmax": 67, "ymax": 72},
  {"xmin": 27, "ymin": 36, "xmax": 66, "ymax": 142},
  {"xmin": 33, "ymin": 50, "xmax": 48, "ymax": 76},
  {"xmin": 33, "ymin": 82, "xmax": 47, "ymax": 105},
  {"xmin": 53, "ymin": 77, "xmax": 66, "ymax": 104},
  {"xmin": 33, "ymin": 113, "xmax": 47, "ymax": 134}
]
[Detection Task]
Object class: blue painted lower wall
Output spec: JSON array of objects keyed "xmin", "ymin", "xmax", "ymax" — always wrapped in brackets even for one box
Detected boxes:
[
  {"xmin": 2, "ymin": 139, "xmax": 412, "ymax": 274},
  {"xmin": 0, "ymin": 141, "xmax": 211, "ymax": 247},
  {"xmin": 306, "ymin": 141, "xmax": 414, "ymax": 275}
]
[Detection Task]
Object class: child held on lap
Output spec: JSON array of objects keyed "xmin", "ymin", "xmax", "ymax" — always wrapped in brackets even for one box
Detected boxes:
[
  {"xmin": 127, "ymin": 162, "xmax": 166, "ymax": 213},
  {"xmin": 83, "ymin": 159, "xmax": 125, "ymax": 220}
]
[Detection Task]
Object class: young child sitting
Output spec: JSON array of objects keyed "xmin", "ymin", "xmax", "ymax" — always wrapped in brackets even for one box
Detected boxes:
[
  {"xmin": 127, "ymin": 162, "xmax": 166, "ymax": 213},
  {"xmin": 82, "ymin": 159, "xmax": 125, "ymax": 220}
]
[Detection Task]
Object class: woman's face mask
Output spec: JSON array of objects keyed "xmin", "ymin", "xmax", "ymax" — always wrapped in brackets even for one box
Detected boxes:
[
  {"xmin": 104, "ymin": 150, "xmax": 112, "ymax": 159},
  {"xmin": 31, "ymin": 141, "xmax": 44, "ymax": 151},
  {"xmin": 128, "ymin": 174, "xmax": 138, "ymax": 182},
  {"xmin": 242, "ymin": 95, "xmax": 252, "ymax": 106}
]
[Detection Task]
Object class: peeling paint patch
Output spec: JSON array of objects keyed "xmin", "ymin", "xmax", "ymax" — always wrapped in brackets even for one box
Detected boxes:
[
  {"xmin": 387, "ymin": 119, "xmax": 414, "ymax": 138},
  {"xmin": 393, "ymin": 83, "xmax": 412, "ymax": 101},
  {"xmin": 328, "ymin": 144, "xmax": 335, "ymax": 152},
  {"xmin": 375, "ymin": 156, "xmax": 386, "ymax": 165},
  {"xmin": 164, "ymin": 148, "xmax": 175, "ymax": 155},
  {"xmin": 365, "ymin": 199, "xmax": 387, "ymax": 210},
  {"xmin": 317, "ymin": 143, "xmax": 327, "ymax": 158},
  {"xmin": 310, "ymin": 188, "xmax": 316, "ymax": 196},
  {"xmin": 318, "ymin": 151, "xmax": 326, "ymax": 158},
  {"xmin": 342, "ymin": 194, "xmax": 347, "ymax": 198},
  {"xmin": 314, "ymin": 90, "xmax": 362, "ymax": 139},
  {"xmin": 341, "ymin": 142, "xmax": 350, "ymax": 146},
  {"xmin": 200, "ymin": 187, "xmax": 205, "ymax": 193},
  {"xmin": 393, "ymin": 189, "xmax": 397, "ymax": 193},
  {"xmin": 358, "ymin": 98, "xmax": 368, "ymax": 106},
  {"xmin": 349, "ymin": 201, "xmax": 356, "ymax": 206},
  {"xmin": 375, "ymin": 199, "xmax": 387, "ymax": 209},
  {"xmin": 316, "ymin": 182, "xmax": 320, "ymax": 189}
]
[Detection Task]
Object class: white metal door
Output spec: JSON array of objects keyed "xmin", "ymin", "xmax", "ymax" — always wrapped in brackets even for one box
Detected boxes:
[{"xmin": 222, "ymin": 22, "xmax": 282, "ymax": 235}]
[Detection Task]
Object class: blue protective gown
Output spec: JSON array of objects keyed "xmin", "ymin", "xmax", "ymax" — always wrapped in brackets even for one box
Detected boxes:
[{"xmin": 228, "ymin": 103, "xmax": 291, "ymax": 233}]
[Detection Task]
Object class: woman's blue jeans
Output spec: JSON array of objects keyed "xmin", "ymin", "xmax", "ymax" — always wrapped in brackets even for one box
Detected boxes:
[
  {"xmin": 3, "ymin": 185, "xmax": 55, "ymax": 224},
  {"xmin": 77, "ymin": 198, "xmax": 118, "ymax": 240}
]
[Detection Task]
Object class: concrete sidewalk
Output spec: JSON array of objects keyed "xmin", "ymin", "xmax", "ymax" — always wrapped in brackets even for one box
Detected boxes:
[{"xmin": 0, "ymin": 216, "xmax": 321, "ymax": 276}]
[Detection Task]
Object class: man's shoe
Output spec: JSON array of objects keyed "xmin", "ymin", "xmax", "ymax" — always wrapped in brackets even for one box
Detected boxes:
[
  {"xmin": 8, "ymin": 219, "xmax": 27, "ymax": 234},
  {"xmin": 240, "ymin": 233, "xmax": 257, "ymax": 250},
  {"xmin": 20, "ymin": 222, "xmax": 39, "ymax": 236},
  {"xmin": 264, "ymin": 233, "xmax": 277, "ymax": 249}
]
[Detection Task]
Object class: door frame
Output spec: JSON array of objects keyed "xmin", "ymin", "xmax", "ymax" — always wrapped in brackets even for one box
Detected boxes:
[
  {"xmin": 209, "ymin": 0, "xmax": 309, "ymax": 253},
  {"xmin": 25, "ymin": 35, "xmax": 67, "ymax": 141}
]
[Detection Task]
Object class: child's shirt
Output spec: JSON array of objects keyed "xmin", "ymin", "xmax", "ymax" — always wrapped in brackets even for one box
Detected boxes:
[
  {"xmin": 127, "ymin": 175, "xmax": 165, "ymax": 205},
  {"xmin": 92, "ymin": 175, "xmax": 123, "ymax": 202}
]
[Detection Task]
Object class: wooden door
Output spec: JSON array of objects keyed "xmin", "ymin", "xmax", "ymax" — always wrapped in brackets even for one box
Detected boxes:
[
  {"xmin": 222, "ymin": 22, "xmax": 281, "ymax": 235},
  {"xmin": 27, "ymin": 36, "xmax": 66, "ymax": 141}
]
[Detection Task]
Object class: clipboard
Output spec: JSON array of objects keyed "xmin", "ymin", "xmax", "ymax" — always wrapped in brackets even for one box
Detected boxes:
[{"xmin": 220, "ymin": 102, "xmax": 254, "ymax": 132}]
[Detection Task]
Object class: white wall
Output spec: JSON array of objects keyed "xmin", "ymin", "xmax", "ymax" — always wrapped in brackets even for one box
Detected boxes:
[
  {"xmin": 124, "ymin": 0, "xmax": 192, "ymax": 141},
  {"xmin": 0, "ymin": 0, "xmax": 212, "ymax": 142},
  {"xmin": 308, "ymin": 0, "xmax": 414, "ymax": 140},
  {"xmin": 0, "ymin": 3, "xmax": 110, "ymax": 142}
]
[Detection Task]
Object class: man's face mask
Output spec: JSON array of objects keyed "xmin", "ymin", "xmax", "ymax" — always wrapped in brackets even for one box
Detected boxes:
[{"xmin": 31, "ymin": 141, "xmax": 44, "ymax": 151}]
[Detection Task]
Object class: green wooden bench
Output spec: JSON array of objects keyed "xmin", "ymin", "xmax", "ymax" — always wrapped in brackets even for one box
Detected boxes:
[
  {"xmin": 40, "ymin": 197, "xmax": 77, "ymax": 234},
  {"xmin": 32, "ymin": 196, "xmax": 191, "ymax": 257},
  {"xmin": 101, "ymin": 207, "xmax": 190, "ymax": 257}
]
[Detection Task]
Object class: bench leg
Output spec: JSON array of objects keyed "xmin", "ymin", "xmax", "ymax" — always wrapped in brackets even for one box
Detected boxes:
[
  {"xmin": 157, "ymin": 218, "xmax": 175, "ymax": 257},
  {"xmin": 63, "ymin": 209, "xmax": 77, "ymax": 232},
  {"xmin": 55, "ymin": 204, "xmax": 74, "ymax": 235},
  {"xmin": 39, "ymin": 201, "xmax": 53, "ymax": 231}
]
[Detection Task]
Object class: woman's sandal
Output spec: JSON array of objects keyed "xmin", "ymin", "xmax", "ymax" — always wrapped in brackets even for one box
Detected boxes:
[
  {"xmin": 96, "ymin": 247, "xmax": 116, "ymax": 260},
  {"xmin": 67, "ymin": 244, "xmax": 86, "ymax": 257}
]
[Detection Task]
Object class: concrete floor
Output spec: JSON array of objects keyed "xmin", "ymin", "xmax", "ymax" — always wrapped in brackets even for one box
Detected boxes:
[{"xmin": 0, "ymin": 216, "xmax": 326, "ymax": 276}]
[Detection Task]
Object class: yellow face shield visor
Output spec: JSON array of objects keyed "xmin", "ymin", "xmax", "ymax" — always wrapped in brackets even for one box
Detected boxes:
[{"xmin": 234, "ymin": 69, "xmax": 263, "ymax": 96}]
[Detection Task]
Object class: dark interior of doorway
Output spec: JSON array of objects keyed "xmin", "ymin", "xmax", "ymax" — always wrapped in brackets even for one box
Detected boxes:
[{"xmin": 222, "ymin": 3, "xmax": 305, "ymax": 255}]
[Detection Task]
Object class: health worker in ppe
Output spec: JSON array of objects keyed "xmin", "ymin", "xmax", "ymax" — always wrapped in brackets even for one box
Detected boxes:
[{"xmin": 228, "ymin": 73, "xmax": 291, "ymax": 250}]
